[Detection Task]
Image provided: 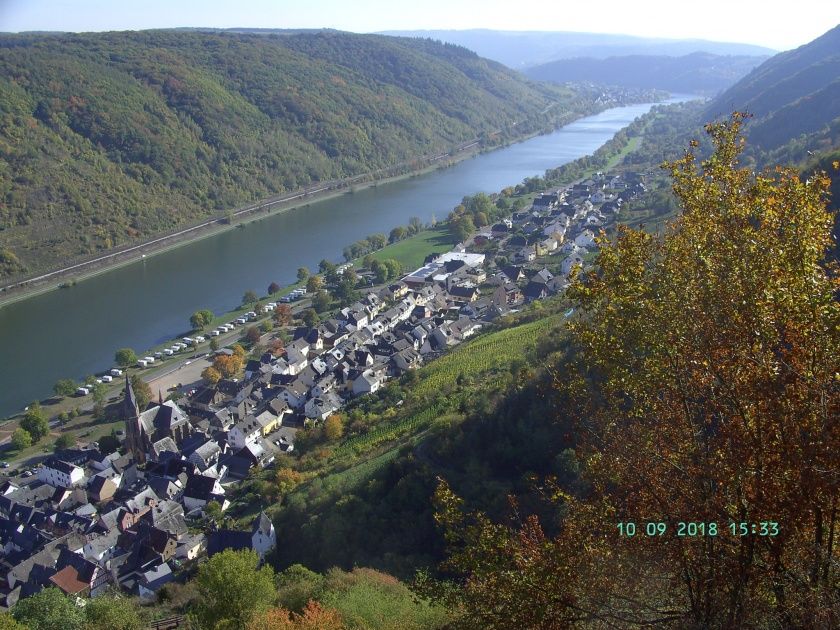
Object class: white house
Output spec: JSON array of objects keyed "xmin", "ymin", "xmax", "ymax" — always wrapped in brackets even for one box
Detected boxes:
[
  {"xmin": 227, "ymin": 416, "xmax": 262, "ymax": 450},
  {"xmin": 38, "ymin": 458, "xmax": 85, "ymax": 489},
  {"xmin": 574, "ymin": 230, "xmax": 597, "ymax": 249}
]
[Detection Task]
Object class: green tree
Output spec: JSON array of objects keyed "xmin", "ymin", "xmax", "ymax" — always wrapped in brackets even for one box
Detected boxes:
[
  {"xmin": 382, "ymin": 258, "xmax": 403, "ymax": 280},
  {"xmin": 242, "ymin": 290, "xmax": 259, "ymax": 305},
  {"xmin": 389, "ymin": 226, "xmax": 407, "ymax": 243},
  {"xmin": 313, "ymin": 290, "xmax": 331, "ymax": 313},
  {"xmin": 114, "ymin": 348, "xmax": 138, "ymax": 367},
  {"xmin": 190, "ymin": 309, "xmax": 214, "ymax": 330},
  {"xmin": 209, "ymin": 337, "xmax": 220, "ymax": 352},
  {"xmin": 275, "ymin": 564, "xmax": 326, "ymax": 613},
  {"xmin": 0, "ymin": 611, "xmax": 27, "ymax": 629},
  {"xmin": 370, "ymin": 260, "xmax": 388, "ymax": 284},
  {"xmin": 296, "ymin": 267, "xmax": 310, "ymax": 283},
  {"xmin": 451, "ymin": 216, "xmax": 475, "ymax": 242},
  {"xmin": 12, "ymin": 588, "xmax": 84, "ymax": 630},
  {"xmin": 204, "ymin": 500, "xmax": 224, "ymax": 523},
  {"xmin": 301, "ymin": 309, "xmax": 319, "ymax": 328},
  {"xmin": 193, "ymin": 549, "xmax": 276, "ymax": 630},
  {"xmin": 52, "ymin": 379, "xmax": 76, "ymax": 398},
  {"xmin": 98, "ymin": 431, "xmax": 121, "ymax": 456},
  {"xmin": 408, "ymin": 216, "xmax": 423, "ymax": 235},
  {"xmin": 11, "ymin": 428, "xmax": 32, "ymax": 450},
  {"xmin": 368, "ymin": 233, "xmax": 387, "ymax": 250},
  {"xmin": 318, "ymin": 259, "xmax": 335, "ymax": 274},
  {"xmin": 53, "ymin": 434, "xmax": 73, "ymax": 451},
  {"xmin": 20, "ymin": 403, "xmax": 49, "ymax": 443},
  {"xmin": 83, "ymin": 595, "xmax": 143, "ymax": 630},
  {"xmin": 362, "ymin": 254, "xmax": 375, "ymax": 269}
]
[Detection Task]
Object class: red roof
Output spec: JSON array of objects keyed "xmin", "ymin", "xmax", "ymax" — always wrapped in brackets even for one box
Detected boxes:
[{"xmin": 49, "ymin": 565, "xmax": 89, "ymax": 595}]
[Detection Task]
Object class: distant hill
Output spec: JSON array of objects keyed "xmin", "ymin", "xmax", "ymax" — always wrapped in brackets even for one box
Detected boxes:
[
  {"xmin": 0, "ymin": 29, "xmax": 589, "ymax": 278},
  {"xmin": 380, "ymin": 29, "xmax": 775, "ymax": 69},
  {"xmin": 524, "ymin": 52, "xmax": 765, "ymax": 95},
  {"xmin": 705, "ymin": 24, "xmax": 840, "ymax": 152}
]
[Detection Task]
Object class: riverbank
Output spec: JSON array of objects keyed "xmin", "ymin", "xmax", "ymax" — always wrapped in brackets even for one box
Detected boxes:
[{"xmin": 0, "ymin": 98, "xmax": 621, "ymax": 310}]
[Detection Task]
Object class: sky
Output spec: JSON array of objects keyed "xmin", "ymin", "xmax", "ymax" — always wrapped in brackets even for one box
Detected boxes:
[{"xmin": 0, "ymin": 0, "xmax": 838, "ymax": 51}]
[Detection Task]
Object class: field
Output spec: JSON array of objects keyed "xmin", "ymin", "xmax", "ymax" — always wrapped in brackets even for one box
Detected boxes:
[{"xmin": 361, "ymin": 227, "xmax": 458, "ymax": 271}]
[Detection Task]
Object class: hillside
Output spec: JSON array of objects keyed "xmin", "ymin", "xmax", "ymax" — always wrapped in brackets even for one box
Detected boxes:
[
  {"xmin": 0, "ymin": 29, "xmax": 588, "ymax": 278},
  {"xmin": 524, "ymin": 52, "xmax": 766, "ymax": 95},
  {"xmin": 381, "ymin": 29, "xmax": 774, "ymax": 69},
  {"xmin": 705, "ymin": 23, "xmax": 840, "ymax": 151}
]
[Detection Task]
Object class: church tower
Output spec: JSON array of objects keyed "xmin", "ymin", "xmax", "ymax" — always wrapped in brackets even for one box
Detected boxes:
[{"xmin": 123, "ymin": 375, "xmax": 147, "ymax": 464}]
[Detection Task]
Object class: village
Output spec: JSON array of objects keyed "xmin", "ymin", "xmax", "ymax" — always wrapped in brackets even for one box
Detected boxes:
[{"xmin": 0, "ymin": 169, "xmax": 647, "ymax": 609}]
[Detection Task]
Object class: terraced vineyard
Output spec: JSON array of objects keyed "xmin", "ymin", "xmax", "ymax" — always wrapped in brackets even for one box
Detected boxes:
[{"xmin": 412, "ymin": 314, "xmax": 563, "ymax": 399}]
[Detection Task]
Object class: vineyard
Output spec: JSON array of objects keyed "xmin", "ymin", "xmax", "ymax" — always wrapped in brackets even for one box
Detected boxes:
[
  {"xmin": 411, "ymin": 314, "xmax": 563, "ymax": 399},
  {"xmin": 332, "ymin": 314, "xmax": 563, "ymax": 460}
]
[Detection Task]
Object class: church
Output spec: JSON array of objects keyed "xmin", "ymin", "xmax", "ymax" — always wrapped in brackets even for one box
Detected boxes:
[{"xmin": 123, "ymin": 376, "xmax": 192, "ymax": 464}]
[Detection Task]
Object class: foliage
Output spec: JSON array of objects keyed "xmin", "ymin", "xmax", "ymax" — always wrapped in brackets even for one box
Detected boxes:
[
  {"xmin": 301, "ymin": 309, "xmax": 319, "ymax": 328},
  {"xmin": 305, "ymin": 276, "xmax": 323, "ymax": 294},
  {"xmin": 19, "ymin": 402, "xmax": 48, "ymax": 442},
  {"xmin": 312, "ymin": 290, "xmax": 331, "ymax": 313},
  {"xmin": 274, "ymin": 304, "xmax": 293, "ymax": 326},
  {"xmin": 12, "ymin": 588, "xmax": 84, "ymax": 630},
  {"xmin": 296, "ymin": 268, "xmax": 310, "ymax": 283},
  {"xmin": 242, "ymin": 290, "xmax": 259, "ymax": 305},
  {"xmin": 323, "ymin": 414, "xmax": 344, "ymax": 441},
  {"xmin": 213, "ymin": 354, "xmax": 243, "ymax": 379},
  {"xmin": 192, "ymin": 549, "xmax": 276, "ymax": 630},
  {"xmin": 190, "ymin": 309, "xmax": 215, "ymax": 331},
  {"xmin": 52, "ymin": 379, "xmax": 76, "ymax": 398},
  {"xmin": 275, "ymin": 565, "xmax": 326, "ymax": 613},
  {"xmin": 10, "ymin": 428, "xmax": 31, "ymax": 450},
  {"xmin": 431, "ymin": 116, "xmax": 840, "ymax": 627},
  {"xmin": 98, "ymin": 430, "xmax": 120, "ymax": 455},
  {"xmin": 268, "ymin": 282, "xmax": 281, "ymax": 295},
  {"xmin": 129, "ymin": 374, "xmax": 152, "ymax": 409},
  {"xmin": 202, "ymin": 366, "xmax": 222, "ymax": 385},
  {"xmin": 0, "ymin": 612, "xmax": 26, "ymax": 629},
  {"xmin": 82, "ymin": 595, "xmax": 143, "ymax": 630},
  {"xmin": 245, "ymin": 325, "xmax": 262, "ymax": 344},
  {"xmin": 246, "ymin": 602, "xmax": 345, "ymax": 630},
  {"xmin": 53, "ymin": 434, "xmax": 73, "ymax": 450},
  {"xmin": 114, "ymin": 348, "xmax": 138, "ymax": 367}
]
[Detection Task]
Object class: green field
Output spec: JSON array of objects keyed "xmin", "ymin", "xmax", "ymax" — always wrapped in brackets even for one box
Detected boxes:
[{"xmin": 361, "ymin": 227, "xmax": 458, "ymax": 271}]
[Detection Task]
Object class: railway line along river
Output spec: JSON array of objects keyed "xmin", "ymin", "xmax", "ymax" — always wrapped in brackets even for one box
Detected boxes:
[{"xmin": 0, "ymin": 96, "xmax": 695, "ymax": 418}]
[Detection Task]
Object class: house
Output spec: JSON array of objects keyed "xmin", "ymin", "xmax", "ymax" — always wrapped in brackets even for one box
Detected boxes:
[
  {"xmin": 391, "ymin": 347, "xmax": 423, "ymax": 373},
  {"xmin": 228, "ymin": 416, "xmax": 262, "ymax": 451},
  {"xmin": 351, "ymin": 367, "xmax": 386, "ymax": 397},
  {"xmin": 176, "ymin": 533, "xmax": 206, "ymax": 561},
  {"xmin": 138, "ymin": 562, "xmax": 174, "ymax": 601},
  {"xmin": 183, "ymin": 474, "xmax": 228, "ymax": 513},
  {"xmin": 523, "ymin": 281, "xmax": 549, "ymax": 302},
  {"xmin": 447, "ymin": 285, "xmax": 480, "ymax": 303},
  {"xmin": 38, "ymin": 459, "xmax": 85, "ymax": 489},
  {"xmin": 88, "ymin": 476, "xmax": 118, "ymax": 503},
  {"xmin": 187, "ymin": 440, "xmax": 222, "ymax": 471},
  {"xmin": 515, "ymin": 246, "xmax": 537, "ymax": 263},
  {"xmin": 207, "ymin": 512, "xmax": 276, "ymax": 561},
  {"xmin": 303, "ymin": 392, "xmax": 343, "ymax": 421},
  {"xmin": 278, "ymin": 380, "xmax": 309, "ymax": 410},
  {"xmin": 562, "ymin": 251, "xmax": 586, "ymax": 276},
  {"xmin": 574, "ymin": 229, "xmax": 597, "ymax": 249}
]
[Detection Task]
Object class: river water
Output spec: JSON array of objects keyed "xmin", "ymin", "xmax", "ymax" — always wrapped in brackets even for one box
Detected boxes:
[{"xmin": 0, "ymin": 96, "xmax": 693, "ymax": 417}]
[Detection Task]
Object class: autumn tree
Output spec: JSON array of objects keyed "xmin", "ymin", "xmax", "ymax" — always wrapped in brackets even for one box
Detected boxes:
[
  {"xmin": 323, "ymin": 414, "xmax": 344, "ymax": 441},
  {"xmin": 130, "ymin": 374, "xmax": 152, "ymax": 409},
  {"xmin": 246, "ymin": 602, "xmax": 345, "ymax": 630},
  {"xmin": 306, "ymin": 275, "xmax": 323, "ymax": 294},
  {"xmin": 431, "ymin": 115, "xmax": 840, "ymax": 628},
  {"xmin": 202, "ymin": 366, "xmax": 222, "ymax": 385},
  {"xmin": 268, "ymin": 282, "xmax": 281, "ymax": 295},
  {"xmin": 213, "ymin": 355, "xmax": 243, "ymax": 379},
  {"xmin": 192, "ymin": 549, "xmax": 276, "ymax": 630},
  {"xmin": 268, "ymin": 337, "xmax": 286, "ymax": 357},
  {"xmin": 274, "ymin": 304, "xmax": 293, "ymax": 326},
  {"xmin": 245, "ymin": 325, "xmax": 262, "ymax": 345}
]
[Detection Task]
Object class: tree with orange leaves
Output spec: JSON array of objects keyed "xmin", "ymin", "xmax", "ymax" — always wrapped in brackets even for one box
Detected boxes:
[
  {"xmin": 246, "ymin": 602, "xmax": 345, "ymax": 630},
  {"xmin": 429, "ymin": 115, "xmax": 840, "ymax": 628}
]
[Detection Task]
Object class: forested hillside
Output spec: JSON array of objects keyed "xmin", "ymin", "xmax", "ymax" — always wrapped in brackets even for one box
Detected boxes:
[
  {"xmin": 525, "ymin": 52, "xmax": 765, "ymax": 95},
  {"xmin": 0, "ymin": 29, "xmax": 588, "ymax": 278},
  {"xmin": 706, "ymin": 23, "xmax": 840, "ymax": 152}
]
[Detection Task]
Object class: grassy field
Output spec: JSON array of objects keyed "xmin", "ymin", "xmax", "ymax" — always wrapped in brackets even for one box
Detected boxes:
[{"xmin": 361, "ymin": 227, "xmax": 458, "ymax": 271}]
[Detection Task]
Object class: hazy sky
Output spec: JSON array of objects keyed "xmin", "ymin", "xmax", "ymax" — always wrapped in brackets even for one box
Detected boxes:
[{"xmin": 1, "ymin": 0, "xmax": 838, "ymax": 51}]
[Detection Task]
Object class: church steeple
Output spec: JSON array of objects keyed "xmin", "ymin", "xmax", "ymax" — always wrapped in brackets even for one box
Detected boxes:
[{"xmin": 123, "ymin": 375, "xmax": 146, "ymax": 464}]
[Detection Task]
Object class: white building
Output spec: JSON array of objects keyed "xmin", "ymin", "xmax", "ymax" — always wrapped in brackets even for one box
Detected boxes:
[{"xmin": 38, "ymin": 458, "xmax": 85, "ymax": 489}]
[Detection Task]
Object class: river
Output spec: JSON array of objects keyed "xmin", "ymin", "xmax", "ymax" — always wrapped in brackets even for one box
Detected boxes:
[{"xmin": 0, "ymin": 96, "xmax": 694, "ymax": 417}]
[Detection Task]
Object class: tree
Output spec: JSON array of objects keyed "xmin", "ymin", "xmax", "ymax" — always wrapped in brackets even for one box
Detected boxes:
[
  {"xmin": 190, "ymin": 309, "xmax": 214, "ymax": 331},
  {"xmin": 275, "ymin": 564, "xmax": 325, "ymax": 613},
  {"xmin": 274, "ymin": 304, "xmax": 293, "ymax": 326},
  {"xmin": 362, "ymin": 254, "xmax": 375, "ymax": 269},
  {"xmin": 268, "ymin": 337, "xmax": 285, "ymax": 357},
  {"xmin": 382, "ymin": 258, "xmax": 402, "ymax": 280},
  {"xmin": 129, "ymin": 375, "xmax": 152, "ymax": 410},
  {"xmin": 246, "ymin": 602, "xmax": 345, "ymax": 630},
  {"xmin": 323, "ymin": 414, "xmax": 344, "ymax": 441},
  {"xmin": 313, "ymin": 290, "xmax": 331, "ymax": 313},
  {"xmin": 232, "ymin": 343, "xmax": 246, "ymax": 359},
  {"xmin": 193, "ymin": 549, "xmax": 276, "ymax": 630},
  {"xmin": 296, "ymin": 267, "xmax": 310, "ymax": 283},
  {"xmin": 11, "ymin": 428, "xmax": 31, "ymax": 450},
  {"xmin": 370, "ymin": 260, "xmax": 388, "ymax": 284},
  {"xmin": 12, "ymin": 588, "xmax": 84, "ymax": 630},
  {"xmin": 213, "ymin": 355, "xmax": 242, "ymax": 379},
  {"xmin": 306, "ymin": 275, "xmax": 323, "ymax": 294},
  {"xmin": 389, "ymin": 226, "xmax": 406, "ymax": 243},
  {"xmin": 431, "ymin": 116, "xmax": 840, "ymax": 628},
  {"xmin": 98, "ymin": 431, "xmax": 120, "ymax": 456},
  {"xmin": 114, "ymin": 348, "xmax": 138, "ymax": 367},
  {"xmin": 82, "ymin": 594, "xmax": 143, "ymax": 630},
  {"xmin": 451, "ymin": 215, "xmax": 475, "ymax": 242},
  {"xmin": 301, "ymin": 308, "xmax": 319, "ymax": 329},
  {"xmin": 210, "ymin": 337, "xmax": 220, "ymax": 352},
  {"xmin": 52, "ymin": 379, "xmax": 76, "ymax": 398},
  {"xmin": 53, "ymin": 434, "xmax": 73, "ymax": 451},
  {"xmin": 202, "ymin": 366, "xmax": 222, "ymax": 385},
  {"xmin": 368, "ymin": 233, "xmax": 387, "ymax": 250},
  {"xmin": 408, "ymin": 216, "xmax": 423, "ymax": 235},
  {"xmin": 274, "ymin": 467, "xmax": 304, "ymax": 500},
  {"xmin": 318, "ymin": 259, "xmax": 335, "ymax": 274},
  {"xmin": 260, "ymin": 320, "xmax": 274, "ymax": 334},
  {"xmin": 0, "ymin": 612, "xmax": 27, "ymax": 629},
  {"xmin": 204, "ymin": 500, "xmax": 224, "ymax": 523},
  {"xmin": 245, "ymin": 326, "xmax": 262, "ymax": 345},
  {"xmin": 268, "ymin": 282, "xmax": 281, "ymax": 295},
  {"xmin": 20, "ymin": 403, "xmax": 49, "ymax": 443},
  {"xmin": 242, "ymin": 290, "xmax": 259, "ymax": 305}
]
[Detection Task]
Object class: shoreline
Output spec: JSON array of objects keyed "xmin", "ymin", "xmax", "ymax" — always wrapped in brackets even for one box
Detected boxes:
[{"xmin": 0, "ymin": 106, "xmax": 595, "ymax": 310}]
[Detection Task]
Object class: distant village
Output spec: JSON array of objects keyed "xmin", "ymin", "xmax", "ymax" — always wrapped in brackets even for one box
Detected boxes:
[{"xmin": 0, "ymin": 170, "xmax": 646, "ymax": 608}]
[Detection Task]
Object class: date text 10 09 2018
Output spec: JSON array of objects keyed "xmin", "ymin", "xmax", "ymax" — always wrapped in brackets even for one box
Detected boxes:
[{"xmin": 616, "ymin": 521, "xmax": 780, "ymax": 537}]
